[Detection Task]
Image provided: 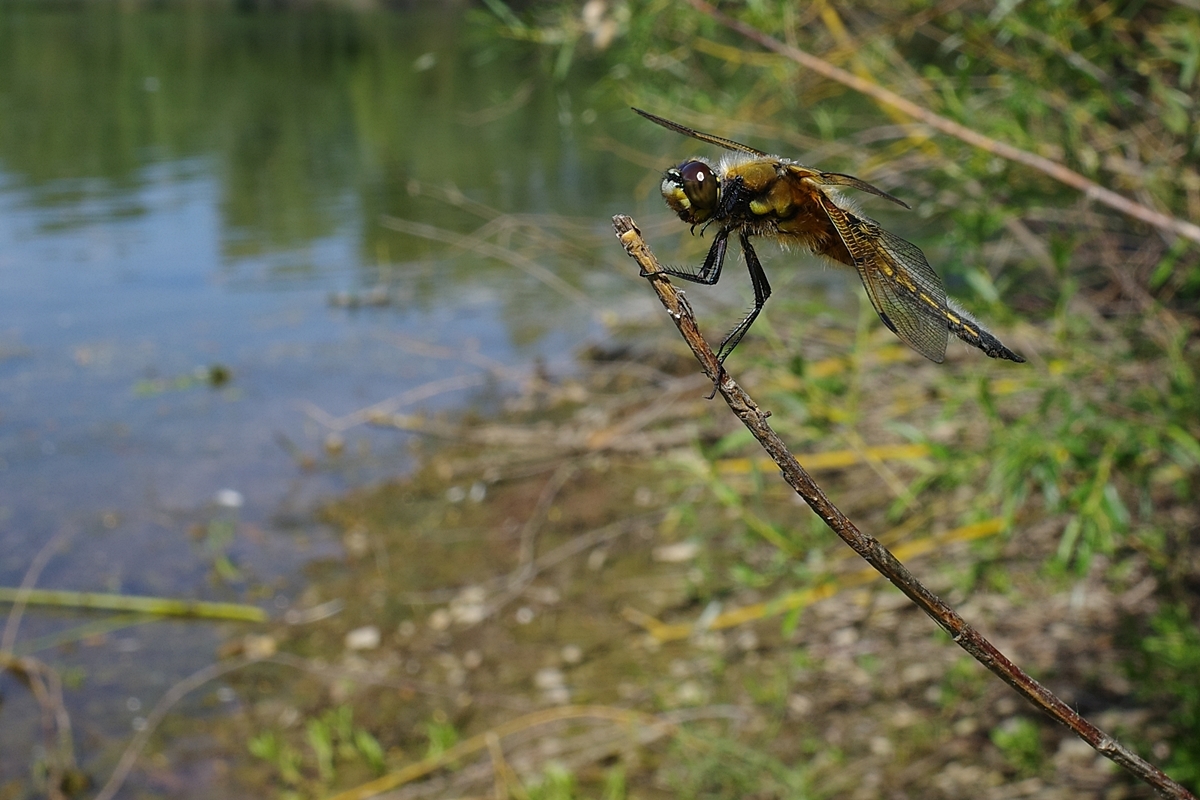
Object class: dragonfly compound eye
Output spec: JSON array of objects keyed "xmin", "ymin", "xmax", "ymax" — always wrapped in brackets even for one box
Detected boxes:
[
  {"xmin": 679, "ymin": 160, "xmax": 718, "ymax": 217},
  {"xmin": 661, "ymin": 160, "xmax": 718, "ymax": 225}
]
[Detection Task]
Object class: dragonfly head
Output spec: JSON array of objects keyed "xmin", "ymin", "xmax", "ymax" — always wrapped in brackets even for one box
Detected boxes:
[{"xmin": 661, "ymin": 159, "xmax": 718, "ymax": 226}]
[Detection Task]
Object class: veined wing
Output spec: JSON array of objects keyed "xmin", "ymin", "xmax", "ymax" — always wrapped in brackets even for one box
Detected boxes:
[
  {"xmin": 817, "ymin": 195, "xmax": 951, "ymax": 363},
  {"xmin": 813, "ymin": 170, "xmax": 910, "ymax": 209},
  {"xmin": 817, "ymin": 195, "xmax": 1025, "ymax": 363},
  {"xmin": 632, "ymin": 108, "xmax": 767, "ymax": 156}
]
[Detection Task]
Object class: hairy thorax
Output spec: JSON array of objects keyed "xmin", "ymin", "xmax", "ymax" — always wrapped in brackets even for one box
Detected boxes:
[{"xmin": 722, "ymin": 157, "xmax": 853, "ymax": 266}]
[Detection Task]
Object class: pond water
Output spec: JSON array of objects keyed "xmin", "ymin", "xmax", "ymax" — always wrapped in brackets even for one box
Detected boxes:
[
  {"xmin": 0, "ymin": 5, "xmax": 672, "ymax": 787},
  {"xmin": 0, "ymin": 4, "xmax": 910, "ymax": 791}
]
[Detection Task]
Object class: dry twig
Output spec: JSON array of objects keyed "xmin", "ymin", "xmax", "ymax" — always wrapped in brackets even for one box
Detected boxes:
[
  {"xmin": 326, "ymin": 705, "xmax": 673, "ymax": 800},
  {"xmin": 613, "ymin": 213, "xmax": 1196, "ymax": 800},
  {"xmin": 1, "ymin": 530, "xmax": 83, "ymax": 798},
  {"xmin": 2, "ymin": 529, "xmax": 71, "ymax": 653},
  {"xmin": 0, "ymin": 654, "xmax": 77, "ymax": 800}
]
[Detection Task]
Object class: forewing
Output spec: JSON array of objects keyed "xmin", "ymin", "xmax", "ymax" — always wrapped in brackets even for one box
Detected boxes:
[
  {"xmin": 817, "ymin": 171, "xmax": 910, "ymax": 209},
  {"xmin": 632, "ymin": 108, "xmax": 767, "ymax": 156},
  {"xmin": 817, "ymin": 195, "xmax": 950, "ymax": 363}
]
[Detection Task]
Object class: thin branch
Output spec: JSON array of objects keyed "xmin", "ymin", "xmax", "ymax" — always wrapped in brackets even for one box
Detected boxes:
[
  {"xmin": 0, "ymin": 588, "xmax": 267, "ymax": 622},
  {"xmin": 1, "ymin": 529, "xmax": 79, "ymax": 800},
  {"xmin": 327, "ymin": 705, "xmax": 673, "ymax": 800},
  {"xmin": 301, "ymin": 372, "xmax": 492, "ymax": 433},
  {"xmin": 1, "ymin": 654, "xmax": 75, "ymax": 800},
  {"xmin": 472, "ymin": 512, "xmax": 657, "ymax": 626},
  {"xmin": 686, "ymin": 0, "xmax": 1200, "ymax": 246},
  {"xmin": 379, "ymin": 216, "xmax": 597, "ymax": 313},
  {"xmin": 92, "ymin": 655, "xmax": 264, "ymax": 800},
  {"xmin": 613, "ymin": 213, "xmax": 1196, "ymax": 800},
  {"xmin": 513, "ymin": 463, "xmax": 577, "ymax": 589},
  {"xmin": 485, "ymin": 731, "xmax": 530, "ymax": 800},
  {"xmin": 2, "ymin": 528, "xmax": 71, "ymax": 654}
]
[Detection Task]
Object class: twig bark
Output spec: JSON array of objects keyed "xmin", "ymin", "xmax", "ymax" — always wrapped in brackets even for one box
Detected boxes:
[
  {"xmin": 613, "ymin": 213, "xmax": 1196, "ymax": 800},
  {"xmin": 686, "ymin": 0, "xmax": 1200, "ymax": 246}
]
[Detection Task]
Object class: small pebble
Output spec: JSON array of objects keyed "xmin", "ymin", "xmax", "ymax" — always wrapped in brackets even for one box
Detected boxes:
[
  {"xmin": 428, "ymin": 609, "xmax": 452, "ymax": 631},
  {"xmin": 243, "ymin": 634, "xmax": 278, "ymax": 658},
  {"xmin": 535, "ymin": 668, "xmax": 565, "ymax": 690},
  {"xmin": 653, "ymin": 541, "xmax": 699, "ymax": 562},
  {"xmin": 345, "ymin": 625, "xmax": 381, "ymax": 651},
  {"xmin": 788, "ymin": 694, "xmax": 813, "ymax": 716}
]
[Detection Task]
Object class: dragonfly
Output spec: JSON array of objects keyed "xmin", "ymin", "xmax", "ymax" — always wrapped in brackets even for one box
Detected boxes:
[{"xmin": 634, "ymin": 108, "xmax": 1024, "ymax": 368}]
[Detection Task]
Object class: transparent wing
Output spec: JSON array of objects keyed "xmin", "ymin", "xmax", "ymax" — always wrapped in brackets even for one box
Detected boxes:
[
  {"xmin": 815, "ymin": 171, "xmax": 910, "ymax": 209},
  {"xmin": 632, "ymin": 108, "xmax": 767, "ymax": 156},
  {"xmin": 818, "ymin": 196, "xmax": 950, "ymax": 363}
]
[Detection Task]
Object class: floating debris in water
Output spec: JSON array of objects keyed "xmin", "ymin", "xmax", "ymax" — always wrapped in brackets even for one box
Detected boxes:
[
  {"xmin": 327, "ymin": 286, "xmax": 391, "ymax": 309},
  {"xmin": 214, "ymin": 489, "xmax": 244, "ymax": 508},
  {"xmin": 283, "ymin": 599, "xmax": 344, "ymax": 625},
  {"xmin": 134, "ymin": 364, "xmax": 233, "ymax": 395}
]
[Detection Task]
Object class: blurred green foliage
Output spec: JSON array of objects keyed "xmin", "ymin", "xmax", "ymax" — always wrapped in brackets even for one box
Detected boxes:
[
  {"xmin": 1134, "ymin": 604, "xmax": 1200, "ymax": 784},
  {"xmin": 661, "ymin": 729, "xmax": 814, "ymax": 799},
  {"xmin": 248, "ymin": 705, "xmax": 385, "ymax": 797},
  {"xmin": 478, "ymin": 0, "xmax": 1200, "ymax": 784},
  {"xmin": 989, "ymin": 716, "xmax": 1045, "ymax": 777},
  {"xmin": 528, "ymin": 762, "xmax": 578, "ymax": 800},
  {"xmin": 5, "ymin": 0, "xmax": 1196, "ymax": 794}
]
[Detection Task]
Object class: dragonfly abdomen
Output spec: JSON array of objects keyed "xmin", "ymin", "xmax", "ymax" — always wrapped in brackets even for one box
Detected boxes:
[{"xmin": 942, "ymin": 302, "xmax": 1025, "ymax": 362}]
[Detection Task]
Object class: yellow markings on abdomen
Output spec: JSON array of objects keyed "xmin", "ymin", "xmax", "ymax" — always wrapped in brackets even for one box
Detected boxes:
[{"xmin": 909, "ymin": 285, "xmax": 982, "ymax": 338}]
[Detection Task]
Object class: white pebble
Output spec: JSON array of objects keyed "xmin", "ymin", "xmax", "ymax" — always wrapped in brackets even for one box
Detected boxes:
[{"xmin": 345, "ymin": 625, "xmax": 381, "ymax": 651}]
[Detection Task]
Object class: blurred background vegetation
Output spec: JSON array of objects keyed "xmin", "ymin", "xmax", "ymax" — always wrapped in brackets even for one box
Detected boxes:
[
  {"xmin": 491, "ymin": 0, "xmax": 1200, "ymax": 779},
  {"xmin": 439, "ymin": 0, "xmax": 1200, "ymax": 786},
  {"xmin": 481, "ymin": 0, "xmax": 1200, "ymax": 784},
  {"xmin": 2, "ymin": 0, "xmax": 1199, "ymax": 797}
]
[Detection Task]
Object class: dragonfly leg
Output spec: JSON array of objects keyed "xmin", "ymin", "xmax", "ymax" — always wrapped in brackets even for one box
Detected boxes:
[
  {"xmin": 649, "ymin": 226, "xmax": 730, "ymax": 284},
  {"xmin": 715, "ymin": 233, "xmax": 772, "ymax": 365}
]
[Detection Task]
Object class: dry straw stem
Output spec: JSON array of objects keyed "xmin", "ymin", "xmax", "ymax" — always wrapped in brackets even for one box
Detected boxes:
[
  {"xmin": 82, "ymin": 649, "xmax": 669, "ymax": 800},
  {"xmin": 327, "ymin": 705, "xmax": 672, "ymax": 800},
  {"xmin": 0, "ymin": 653, "xmax": 78, "ymax": 800},
  {"xmin": 612, "ymin": 214, "xmax": 1196, "ymax": 800},
  {"xmin": 687, "ymin": 0, "xmax": 1200, "ymax": 247},
  {"xmin": 625, "ymin": 517, "xmax": 1005, "ymax": 642},
  {"xmin": 92, "ymin": 655, "xmax": 267, "ymax": 800},
  {"xmin": 380, "ymin": 216, "xmax": 596, "ymax": 315},
  {"xmin": 0, "ymin": 587, "xmax": 267, "ymax": 622}
]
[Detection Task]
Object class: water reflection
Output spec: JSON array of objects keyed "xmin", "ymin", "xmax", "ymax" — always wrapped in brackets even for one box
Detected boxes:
[
  {"xmin": 0, "ymin": 5, "xmax": 652, "ymax": 789},
  {"xmin": 1, "ymin": 6, "xmax": 636, "ymax": 242}
]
